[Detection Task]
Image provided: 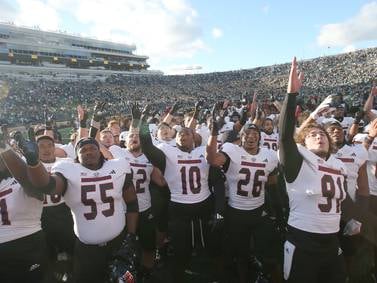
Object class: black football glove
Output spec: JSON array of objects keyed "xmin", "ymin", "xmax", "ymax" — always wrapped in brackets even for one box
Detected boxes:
[
  {"xmin": 92, "ymin": 101, "xmax": 106, "ymax": 123},
  {"xmin": 44, "ymin": 110, "xmax": 55, "ymax": 130},
  {"xmin": 169, "ymin": 102, "xmax": 180, "ymax": 115},
  {"xmin": 210, "ymin": 103, "xmax": 221, "ymax": 136},
  {"xmin": 16, "ymin": 134, "xmax": 39, "ymax": 166},
  {"xmin": 131, "ymin": 103, "xmax": 141, "ymax": 121}
]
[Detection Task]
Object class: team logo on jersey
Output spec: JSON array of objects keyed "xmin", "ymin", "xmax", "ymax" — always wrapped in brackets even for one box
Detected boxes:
[
  {"xmin": 80, "ymin": 172, "xmax": 87, "ymax": 176},
  {"xmin": 263, "ymin": 158, "xmax": 268, "ymax": 162},
  {"xmin": 317, "ymin": 159, "xmax": 324, "ymax": 164},
  {"xmin": 29, "ymin": 264, "xmax": 40, "ymax": 272},
  {"xmin": 10, "ymin": 180, "xmax": 18, "ymax": 185},
  {"xmin": 199, "ymin": 154, "xmax": 204, "ymax": 158},
  {"xmin": 93, "ymin": 172, "xmax": 99, "ymax": 177},
  {"xmin": 109, "ymin": 170, "xmax": 116, "ymax": 175},
  {"xmin": 351, "ymin": 153, "xmax": 356, "ymax": 157},
  {"xmin": 241, "ymin": 156, "xmax": 247, "ymax": 160},
  {"xmin": 177, "ymin": 155, "xmax": 183, "ymax": 158},
  {"xmin": 336, "ymin": 153, "xmax": 342, "ymax": 157}
]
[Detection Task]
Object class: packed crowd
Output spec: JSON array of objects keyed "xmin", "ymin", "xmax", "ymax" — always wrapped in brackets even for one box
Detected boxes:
[
  {"xmin": 2, "ymin": 53, "xmax": 377, "ymax": 283},
  {"xmin": 1, "ymin": 47, "xmax": 377, "ymax": 126}
]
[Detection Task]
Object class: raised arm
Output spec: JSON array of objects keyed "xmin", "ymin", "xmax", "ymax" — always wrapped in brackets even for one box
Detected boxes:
[
  {"xmin": 206, "ymin": 103, "xmax": 228, "ymax": 167},
  {"xmin": 279, "ymin": 57, "xmax": 303, "ymax": 183},
  {"xmin": 138, "ymin": 106, "xmax": 166, "ymax": 172},
  {"xmin": 162, "ymin": 102, "xmax": 180, "ymax": 125},
  {"xmin": 363, "ymin": 85, "xmax": 377, "ymax": 120},
  {"xmin": 363, "ymin": 117, "xmax": 377, "ymax": 150},
  {"xmin": 16, "ymin": 134, "xmax": 67, "ymax": 196},
  {"xmin": 77, "ymin": 105, "xmax": 89, "ymax": 140}
]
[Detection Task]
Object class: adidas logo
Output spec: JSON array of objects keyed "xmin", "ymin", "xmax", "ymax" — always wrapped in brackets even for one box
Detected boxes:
[
  {"xmin": 11, "ymin": 180, "xmax": 18, "ymax": 186},
  {"xmin": 263, "ymin": 159, "xmax": 268, "ymax": 162},
  {"xmin": 29, "ymin": 264, "xmax": 40, "ymax": 272},
  {"xmin": 351, "ymin": 153, "xmax": 356, "ymax": 157},
  {"xmin": 109, "ymin": 170, "xmax": 116, "ymax": 175}
]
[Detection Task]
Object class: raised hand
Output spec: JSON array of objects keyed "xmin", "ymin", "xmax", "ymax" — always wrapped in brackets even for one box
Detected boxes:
[
  {"xmin": 287, "ymin": 57, "xmax": 304, "ymax": 94},
  {"xmin": 77, "ymin": 105, "xmax": 88, "ymax": 122},
  {"xmin": 15, "ymin": 132, "xmax": 39, "ymax": 166},
  {"xmin": 131, "ymin": 103, "xmax": 141, "ymax": 121},
  {"xmin": 194, "ymin": 100, "xmax": 203, "ymax": 112},
  {"xmin": 371, "ymin": 84, "xmax": 377, "ymax": 97},
  {"xmin": 309, "ymin": 95, "xmax": 335, "ymax": 120},
  {"xmin": 44, "ymin": 109, "xmax": 55, "ymax": 130},
  {"xmin": 368, "ymin": 117, "xmax": 377, "ymax": 138},
  {"xmin": 210, "ymin": 102, "xmax": 221, "ymax": 135},
  {"xmin": 92, "ymin": 101, "xmax": 106, "ymax": 122},
  {"xmin": 169, "ymin": 102, "xmax": 180, "ymax": 115}
]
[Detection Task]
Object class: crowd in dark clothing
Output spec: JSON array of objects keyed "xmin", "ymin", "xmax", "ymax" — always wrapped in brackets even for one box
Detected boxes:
[{"xmin": 1, "ymin": 47, "xmax": 377, "ymax": 126}]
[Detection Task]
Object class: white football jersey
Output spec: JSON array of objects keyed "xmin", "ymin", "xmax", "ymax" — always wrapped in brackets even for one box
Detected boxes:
[
  {"xmin": 334, "ymin": 144, "xmax": 368, "ymax": 201},
  {"xmin": 109, "ymin": 145, "xmax": 125, "ymax": 159},
  {"xmin": 42, "ymin": 158, "xmax": 73, "ymax": 207},
  {"xmin": 340, "ymin": 116, "xmax": 355, "ymax": 136},
  {"xmin": 0, "ymin": 178, "xmax": 43, "ymax": 243},
  {"xmin": 283, "ymin": 145, "xmax": 347, "ymax": 234},
  {"xmin": 157, "ymin": 143, "xmax": 211, "ymax": 204},
  {"xmin": 353, "ymin": 134, "xmax": 377, "ymax": 196},
  {"xmin": 260, "ymin": 132, "xmax": 279, "ymax": 151},
  {"xmin": 366, "ymin": 139, "xmax": 377, "ymax": 196},
  {"xmin": 221, "ymin": 143, "xmax": 278, "ymax": 210},
  {"xmin": 52, "ymin": 159, "xmax": 131, "ymax": 245},
  {"xmin": 196, "ymin": 124, "xmax": 210, "ymax": 146},
  {"xmin": 152, "ymin": 138, "xmax": 176, "ymax": 147},
  {"xmin": 123, "ymin": 150, "xmax": 153, "ymax": 212},
  {"xmin": 59, "ymin": 143, "xmax": 76, "ymax": 159}
]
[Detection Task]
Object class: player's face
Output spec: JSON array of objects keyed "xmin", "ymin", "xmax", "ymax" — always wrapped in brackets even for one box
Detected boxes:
[
  {"xmin": 157, "ymin": 125, "xmax": 172, "ymax": 141},
  {"xmin": 176, "ymin": 128, "xmax": 194, "ymax": 149},
  {"xmin": 326, "ymin": 125, "xmax": 344, "ymax": 145},
  {"xmin": 241, "ymin": 128, "xmax": 260, "ymax": 153},
  {"xmin": 77, "ymin": 144, "xmax": 101, "ymax": 168},
  {"xmin": 100, "ymin": 132, "xmax": 114, "ymax": 148},
  {"xmin": 110, "ymin": 124, "xmax": 121, "ymax": 136},
  {"xmin": 110, "ymin": 125, "xmax": 120, "ymax": 145},
  {"xmin": 334, "ymin": 108, "xmax": 345, "ymax": 118},
  {"xmin": 304, "ymin": 129, "xmax": 330, "ymax": 156},
  {"xmin": 38, "ymin": 139, "xmax": 55, "ymax": 162},
  {"xmin": 127, "ymin": 133, "xmax": 141, "ymax": 151},
  {"xmin": 263, "ymin": 120, "xmax": 274, "ymax": 134}
]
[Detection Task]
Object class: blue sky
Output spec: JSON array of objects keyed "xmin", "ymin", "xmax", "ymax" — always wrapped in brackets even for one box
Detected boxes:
[{"xmin": 1, "ymin": 0, "xmax": 377, "ymax": 74}]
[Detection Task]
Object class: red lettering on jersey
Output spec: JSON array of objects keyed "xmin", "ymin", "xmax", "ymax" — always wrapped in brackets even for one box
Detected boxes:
[
  {"xmin": 178, "ymin": 159, "xmax": 201, "ymax": 164},
  {"xmin": 0, "ymin": 188, "xmax": 12, "ymax": 198},
  {"xmin": 318, "ymin": 165, "xmax": 342, "ymax": 176},
  {"xmin": 81, "ymin": 175, "xmax": 112, "ymax": 182},
  {"xmin": 336, "ymin": 157, "xmax": 354, "ymax": 163},
  {"xmin": 130, "ymin": 163, "xmax": 147, "ymax": 168},
  {"xmin": 241, "ymin": 161, "xmax": 266, "ymax": 168}
]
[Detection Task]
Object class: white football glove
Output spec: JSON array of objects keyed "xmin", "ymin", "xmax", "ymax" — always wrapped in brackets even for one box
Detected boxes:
[{"xmin": 309, "ymin": 95, "xmax": 336, "ymax": 120}]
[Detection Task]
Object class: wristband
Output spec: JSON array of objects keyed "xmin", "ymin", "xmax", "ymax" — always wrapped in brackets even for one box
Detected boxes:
[
  {"xmin": 90, "ymin": 119, "xmax": 100, "ymax": 130},
  {"xmin": 80, "ymin": 120, "xmax": 87, "ymax": 128}
]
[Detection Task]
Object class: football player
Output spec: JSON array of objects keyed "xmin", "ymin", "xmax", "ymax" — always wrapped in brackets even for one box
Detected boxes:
[{"xmin": 21, "ymin": 108, "xmax": 139, "ymax": 283}]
